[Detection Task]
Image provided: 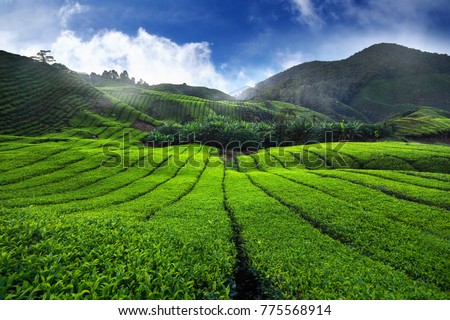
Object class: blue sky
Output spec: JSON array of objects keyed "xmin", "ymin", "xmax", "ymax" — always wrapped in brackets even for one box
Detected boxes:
[{"xmin": 1, "ymin": 0, "xmax": 450, "ymax": 92}]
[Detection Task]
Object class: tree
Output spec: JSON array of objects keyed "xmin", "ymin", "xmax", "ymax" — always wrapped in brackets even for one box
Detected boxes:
[
  {"xmin": 120, "ymin": 70, "xmax": 135, "ymax": 84},
  {"xmin": 101, "ymin": 70, "xmax": 110, "ymax": 78},
  {"xmin": 273, "ymin": 107, "xmax": 297, "ymax": 141},
  {"xmin": 31, "ymin": 50, "xmax": 55, "ymax": 64},
  {"xmin": 101, "ymin": 70, "xmax": 119, "ymax": 80},
  {"xmin": 137, "ymin": 78, "xmax": 148, "ymax": 86},
  {"xmin": 110, "ymin": 70, "xmax": 119, "ymax": 80},
  {"xmin": 120, "ymin": 70, "xmax": 129, "ymax": 80}
]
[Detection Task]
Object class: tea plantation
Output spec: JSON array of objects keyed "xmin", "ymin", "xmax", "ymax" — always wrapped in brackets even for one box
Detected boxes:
[{"xmin": 1, "ymin": 135, "xmax": 449, "ymax": 299}]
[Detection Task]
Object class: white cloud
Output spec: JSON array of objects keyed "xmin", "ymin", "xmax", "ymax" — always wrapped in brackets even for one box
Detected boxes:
[
  {"xmin": 277, "ymin": 50, "xmax": 304, "ymax": 70},
  {"xmin": 58, "ymin": 1, "xmax": 88, "ymax": 28},
  {"xmin": 288, "ymin": 0, "xmax": 323, "ymax": 28},
  {"xmin": 316, "ymin": 28, "xmax": 450, "ymax": 63},
  {"xmin": 0, "ymin": 31, "xmax": 15, "ymax": 51},
  {"xmin": 51, "ymin": 28, "xmax": 229, "ymax": 91},
  {"xmin": 231, "ymin": 67, "xmax": 276, "ymax": 88},
  {"xmin": 0, "ymin": 1, "xmax": 230, "ymax": 92},
  {"xmin": 337, "ymin": 0, "xmax": 450, "ymax": 29},
  {"xmin": 0, "ymin": 1, "xmax": 64, "ymax": 55}
]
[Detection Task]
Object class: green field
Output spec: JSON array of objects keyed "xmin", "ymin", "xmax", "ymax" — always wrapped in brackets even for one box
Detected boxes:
[{"xmin": 1, "ymin": 136, "xmax": 449, "ymax": 299}]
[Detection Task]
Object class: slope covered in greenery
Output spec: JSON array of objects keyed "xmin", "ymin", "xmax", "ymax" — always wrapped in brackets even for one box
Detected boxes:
[
  {"xmin": 240, "ymin": 43, "xmax": 450, "ymax": 122},
  {"xmin": 80, "ymin": 72, "xmax": 235, "ymax": 101},
  {"xmin": 147, "ymin": 83, "xmax": 235, "ymax": 101},
  {"xmin": 100, "ymin": 85, "xmax": 332, "ymax": 123},
  {"xmin": 351, "ymin": 75, "xmax": 450, "ymax": 121},
  {"xmin": 0, "ymin": 51, "xmax": 160, "ymax": 137},
  {"xmin": 388, "ymin": 106, "xmax": 450, "ymax": 139}
]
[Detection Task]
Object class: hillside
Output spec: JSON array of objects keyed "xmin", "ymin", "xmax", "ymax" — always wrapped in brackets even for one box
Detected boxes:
[
  {"xmin": 99, "ymin": 85, "xmax": 332, "ymax": 123},
  {"xmin": 388, "ymin": 106, "xmax": 450, "ymax": 139},
  {"xmin": 147, "ymin": 83, "xmax": 235, "ymax": 101},
  {"xmin": 0, "ymin": 51, "xmax": 160, "ymax": 138},
  {"xmin": 1, "ymin": 49, "xmax": 450, "ymax": 301},
  {"xmin": 239, "ymin": 43, "xmax": 450, "ymax": 122},
  {"xmin": 81, "ymin": 73, "xmax": 235, "ymax": 101}
]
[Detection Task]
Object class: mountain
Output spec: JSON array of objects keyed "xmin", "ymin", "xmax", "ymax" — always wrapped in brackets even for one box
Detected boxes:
[{"xmin": 239, "ymin": 43, "xmax": 450, "ymax": 122}]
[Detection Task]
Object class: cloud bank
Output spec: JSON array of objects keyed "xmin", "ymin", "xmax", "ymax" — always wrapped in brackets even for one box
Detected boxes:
[
  {"xmin": 0, "ymin": 1, "xmax": 229, "ymax": 91},
  {"xmin": 52, "ymin": 28, "xmax": 228, "ymax": 91}
]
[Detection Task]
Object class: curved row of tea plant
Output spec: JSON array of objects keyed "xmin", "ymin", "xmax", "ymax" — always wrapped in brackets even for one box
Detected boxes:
[
  {"xmin": 1, "ymin": 143, "xmax": 236, "ymax": 299},
  {"xmin": 264, "ymin": 141, "xmax": 450, "ymax": 173}
]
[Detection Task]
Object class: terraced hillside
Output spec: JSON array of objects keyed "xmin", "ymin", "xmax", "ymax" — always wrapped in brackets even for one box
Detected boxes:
[
  {"xmin": 100, "ymin": 85, "xmax": 331, "ymax": 123},
  {"xmin": 1, "ymin": 137, "xmax": 449, "ymax": 299},
  {"xmin": 388, "ymin": 106, "xmax": 450, "ymax": 139},
  {"xmin": 146, "ymin": 83, "xmax": 235, "ymax": 101},
  {"xmin": 0, "ymin": 51, "xmax": 160, "ymax": 137}
]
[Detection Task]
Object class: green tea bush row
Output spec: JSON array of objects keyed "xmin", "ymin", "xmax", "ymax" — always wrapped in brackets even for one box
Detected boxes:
[
  {"xmin": 248, "ymin": 171, "xmax": 450, "ymax": 291},
  {"xmin": 271, "ymin": 168, "xmax": 450, "ymax": 239},
  {"xmin": 224, "ymin": 170, "xmax": 446, "ymax": 299},
  {"xmin": 316, "ymin": 170, "xmax": 450, "ymax": 209}
]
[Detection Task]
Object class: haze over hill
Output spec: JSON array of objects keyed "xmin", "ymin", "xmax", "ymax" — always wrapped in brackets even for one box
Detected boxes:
[{"xmin": 239, "ymin": 44, "xmax": 450, "ymax": 123}]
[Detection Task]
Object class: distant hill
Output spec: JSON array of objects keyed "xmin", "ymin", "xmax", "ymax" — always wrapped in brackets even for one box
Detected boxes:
[
  {"xmin": 78, "ymin": 66, "xmax": 331, "ymax": 124},
  {"xmin": 99, "ymin": 85, "xmax": 332, "ymax": 123},
  {"xmin": 0, "ymin": 50, "xmax": 160, "ymax": 137},
  {"xmin": 239, "ymin": 43, "xmax": 450, "ymax": 122},
  {"xmin": 147, "ymin": 83, "xmax": 234, "ymax": 101},
  {"xmin": 81, "ymin": 73, "xmax": 235, "ymax": 101},
  {"xmin": 388, "ymin": 106, "xmax": 450, "ymax": 139}
]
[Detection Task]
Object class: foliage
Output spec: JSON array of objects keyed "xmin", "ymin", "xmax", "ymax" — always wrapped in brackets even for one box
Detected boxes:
[
  {"xmin": 387, "ymin": 106, "xmax": 450, "ymax": 138},
  {"xmin": 248, "ymin": 170, "xmax": 450, "ymax": 292},
  {"xmin": 99, "ymin": 85, "xmax": 331, "ymax": 125},
  {"xmin": 145, "ymin": 115, "xmax": 395, "ymax": 148}
]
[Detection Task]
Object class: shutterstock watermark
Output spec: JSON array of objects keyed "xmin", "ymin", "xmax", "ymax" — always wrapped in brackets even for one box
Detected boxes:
[{"xmin": 101, "ymin": 132, "xmax": 349, "ymax": 169}]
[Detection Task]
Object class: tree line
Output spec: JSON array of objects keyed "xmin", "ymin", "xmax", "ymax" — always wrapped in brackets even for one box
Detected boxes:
[
  {"xmin": 144, "ymin": 114, "xmax": 395, "ymax": 150},
  {"xmin": 81, "ymin": 69, "xmax": 149, "ymax": 86}
]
